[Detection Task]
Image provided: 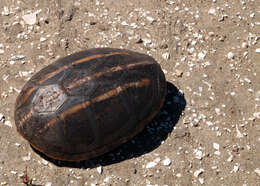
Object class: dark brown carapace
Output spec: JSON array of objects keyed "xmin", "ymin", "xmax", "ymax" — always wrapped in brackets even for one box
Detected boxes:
[{"xmin": 14, "ymin": 48, "xmax": 166, "ymax": 161}]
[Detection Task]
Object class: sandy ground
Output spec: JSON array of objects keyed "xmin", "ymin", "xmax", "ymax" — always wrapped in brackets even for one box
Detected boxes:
[{"xmin": 0, "ymin": 0, "xmax": 260, "ymax": 185}]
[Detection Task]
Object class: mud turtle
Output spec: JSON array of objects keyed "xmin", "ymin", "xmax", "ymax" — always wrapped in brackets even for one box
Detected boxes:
[{"xmin": 14, "ymin": 48, "xmax": 166, "ymax": 161}]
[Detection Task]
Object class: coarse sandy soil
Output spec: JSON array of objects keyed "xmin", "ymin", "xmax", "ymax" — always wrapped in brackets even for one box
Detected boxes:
[{"xmin": 0, "ymin": 0, "xmax": 260, "ymax": 185}]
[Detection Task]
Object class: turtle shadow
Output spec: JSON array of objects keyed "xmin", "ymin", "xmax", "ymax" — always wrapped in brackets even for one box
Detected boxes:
[{"xmin": 32, "ymin": 81, "xmax": 186, "ymax": 168}]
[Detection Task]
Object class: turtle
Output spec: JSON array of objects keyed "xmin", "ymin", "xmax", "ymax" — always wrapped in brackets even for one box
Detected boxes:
[{"xmin": 14, "ymin": 48, "xmax": 166, "ymax": 161}]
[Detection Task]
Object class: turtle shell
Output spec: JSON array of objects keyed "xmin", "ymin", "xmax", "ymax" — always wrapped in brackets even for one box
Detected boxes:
[{"xmin": 14, "ymin": 48, "xmax": 166, "ymax": 161}]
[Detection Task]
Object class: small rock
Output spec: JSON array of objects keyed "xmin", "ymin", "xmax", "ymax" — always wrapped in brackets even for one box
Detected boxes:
[
  {"xmin": 103, "ymin": 176, "xmax": 110, "ymax": 183},
  {"xmin": 135, "ymin": 37, "xmax": 143, "ymax": 44},
  {"xmin": 227, "ymin": 52, "xmax": 235, "ymax": 59},
  {"xmin": 4, "ymin": 120, "xmax": 12, "ymax": 127},
  {"xmin": 41, "ymin": 159, "xmax": 49, "ymax": 165},
  {"xmin": 227, "ymin": 154, "xmax": 233, "ymax": 162},
  {"xmin": 213, "ymin": 143, "xmax": 220, "ymax": 150},
  {"xmin": 162, "ymin": 69, "xmax": 168, "ymax": 74},
  {"xmin": 0, "ymin": 49, "xmax": 4, "ymax": 54},
  {"xmin": 142, "ymin": 38, "xmax": 152, "ymax": 45},
  {"xmin": 175, "ymin": 70, "xmax": 183, "ymax": 77},
  {"xmin": 10, "ymin": 171, "xmax": 17, "ymax": 174},
  {"xmin": 194, "ymin": 168, "xmax": 204, "ymax": 177},
  {"xmin": 236, "ymin": 125, "xmax": 243, "ymax": 138},
  {"xmin": 255, "ymin": 168, "xmax": 260, "ymax": 177},
  {"xmin": 208, "ymin": 32, "xmax": 215, "ymax": 36},
  {"xmin": 162, "ymin": 157, "xmax": 171, "ymax": 166},
  {"xmin": 22, "ymin": 153, "xmax": 31, "ymax": 161},
  {"xmin": 2, "ymin": 6, "xmax": 10, "ymax": 16},
  {"xmin": 0, "ymin": 113, "xmax": 5, "ymax": 122},
  {"xmin": 15, "ymin": 143, "xmax": 21, "ymax": 147},
  {"xmin": 97, "ymin": 166, "xmax": 102, "ymax": 174},
  {"xmin": 198, "ymin": 51, "xmax": 207, "ymax": 60},
  {"xmin": 256, "ymin": 48, "xmax": 260, "ymax": 53},
  {"xmin": 253, "ymin": 112, "xmax": 260, "ymax": 119},
  {"xmin": 194, "ymin": 149, "xmax": 204, "ymax": 160},
  {"xmin": 10, "ymin": 60, "xmax": 15, "ymax": 65},
  {"xmin": 187, "ymin": 47, "xmax": 195, "ymax": 54},
  {"xmin": 241, "ymin": 42, "xmax": 248, "ymax": 48},
  {"xmin": 40, "ymin": 37, "xmax": 47, "ymax": 42},
  {"xmin": 162, "ymin": 52, "xmax": 170, "ymax": 60},
  {"xmin": 232, "ymin": 164, "xmax": 239, "ymax": 173},
  {"xmin": 10, "ymin": 55, "xmax": 25, "ymax": 61},
  {"xmin": 121, "ymin": 21, "xmax": 128, "ymax": 26},
  {"xmin": 45, "ymin": 182, "xmax": 52, "ymax": 186},
  {"xmin": 22, "ymin": 12, "xmax": 37, "ymax": 25},
  {"xmin": 230, "ymin": 92, "xmax": 236, "ymax": 96},
  {"xmin": 146, "ymin": 16, "xmax": 156, "ymax": 23},
  {"xmin": 208, "ymin": 8, "xmax": 216, "ymax": 15},
  {"xmin": 198, "ymin": 177, "xmax": 204, "ymax": 184},
  {"xmin": 146, "ymin": 161, "xmax": 157, "ymax": 168}
]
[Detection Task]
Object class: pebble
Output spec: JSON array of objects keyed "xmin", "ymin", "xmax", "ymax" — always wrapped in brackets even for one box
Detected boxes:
[
  {"xmin": 198, "ymin": 51, "xmax": 206, "ymax": 60},
  {"xmin": 227, "ymin": 154, "xmax": 234, "ymax": 162},
  {"xmin": 208, "ymin": 32, "xmax": 215, "ymax": 37},
  {"xmin": 10, "ymin": 171, "xmax": 17, "ymax": 174},
  {"xmin": 175, "ymin": 70, "xmax": 183, "ymax": 77},
  {"xmin": 255, "ymin": 168, "xmax": 260, "ymax": 177},
  {"xmin": 0, "ymin": 113, "xmax": 5, "ymax": 122},
  {"xmin": 41, "ymin": 159, "xmax": 49, "ymax": 165},
  {"xmin": 198, "ymin": 178, "xmax": 204, "ymax": 184},
  {"xmin": 15, "ymin": 143, "xmax": 21, "ymax": 147},
  {"xmin": 206, "ymin": 121, "xmax": 213, "ymax": 126},
  {"xmin": 121, "ymin": 21, "xmax": 128, "ymax": 26},
  {"xmin": 22, "ymin": 12, "xmax": 37, "ymax": 25},
  {"xmin": 40, "ymin": 37, "xmax": 47, "ymax": 42},
  {"xmin": 230, "ymin": 92, "xmax": 236, "ymax": 96},
  {"xmin": 162, "ymin": 69, "xmax": 168, "ymax": 74},
  {"xmin": 97, "ymin": 166, "xmax": 102, "ymax": 174},
  {"xmin": 253, "ymin": 112, "xmax": 260, "ymax": 119},
  {"xmin": 146, "ymin": 16, "xmax": 156, "ymax": 23},
  {"xmin": 194, "ymin": 168, "xmax": 204, "ymax": 177},
  {"xmin": 103, "ymin": 176, "xmax": 110, "ymax": 183},
  {"xmin": 9, "ymin": 61, "xmax": 15, "ymax": 65},
  {"xmin": 227, "ymin": 52, "xmax": 235, "ymax": 59},
  {"xmin": 0, "ymin": 49, "xmax": 4, "ymax": 54},
  {"xmin": 194, "ymin": 149, "xmax": 204, "ymax": 160},
  {"xmin": 142, "ymin": 38, "xmax": 152, "ymax": 45},
  {"xmin": 208, "ymin": 8, "xmax": 216, "ymax": 15},
  {"xmin": 241, "ymin": 42, "xmax": 248, "ymax": 48},
  {"xmin": 256, "ymin": 48, "xmax": 260, "ymax": 53},
  {"xmin": 4, "ymin": 120, "xmax": 12, "ymax": 127},
  {"xmin": 213, "ymin": 143, "xmax": 220, "ymax": 150},
  {"xmin": 10, "ymin": 55, "xmax": 25, "ymax": 61},
  {"xmin": 146, "ymin": 161, "xmax": 157, "ymax": 168},
  {"xmin": 1, "ymin": 7, "xmax": 10, "ymax": 16},
  {"xmin": 162, "ymin": 157, "xmax": 171, "ymax": 166},
  {"xmin": 236, "ymin": 125, "xmax": 244, "ymax": 138},
  {"xmin": 45, "ymin": 182, "xmax": 52, "ymax": 186},
  {"xmin": 22, "ymin": 152, "xmax": 31, "ymax": 161},
  {"xmin": 162, "ymin": 52, "xmax": 170, "ymax": 60},
  {"xmin": 232, "ymin": 164, "xmax": 239, "ymax": 173}
]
